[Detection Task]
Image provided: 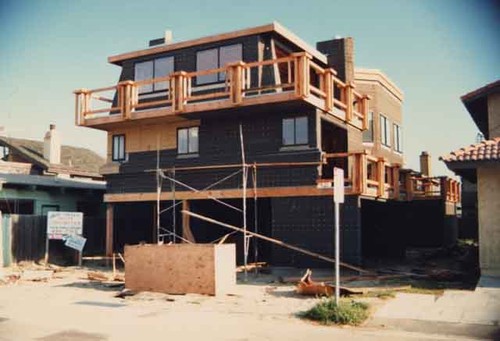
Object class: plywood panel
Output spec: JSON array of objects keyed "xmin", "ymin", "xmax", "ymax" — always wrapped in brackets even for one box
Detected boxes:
[
  {"xmin": 125, "ymin": 243, "xmax": 235, "ymax": 296},
  {"xmin": 106, "ymin": 120, "xmax": 200, "ymax": 160}
]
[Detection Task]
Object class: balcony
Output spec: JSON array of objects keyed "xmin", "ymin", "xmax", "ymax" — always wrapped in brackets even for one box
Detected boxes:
[
  {"xmin": 320, "ymin": 152, "xmax": 461, "ymax": 202},
  {"xmin": 75, "ymin": 53, "xmax": 369, "ymax": 130}
]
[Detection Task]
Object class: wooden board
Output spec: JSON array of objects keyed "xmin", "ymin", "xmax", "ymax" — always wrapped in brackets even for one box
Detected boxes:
[{"xmin": 124, "ymin": 243, "xmax": 235, "ymax": 296}]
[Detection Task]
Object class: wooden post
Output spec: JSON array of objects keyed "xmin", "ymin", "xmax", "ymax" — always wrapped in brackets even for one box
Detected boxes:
[
  {"xmin": 392, "ymin": 164, "xmax": 401, "ymax": 200},
  {"xmin": 291, "ymin": 52, "xmax": 311, "ymax": 98},
  {"xmin": 324, "ymin": 69, "xmax": 335, "ymax": 112},
  {"xmin": 171, "ymin": 72, "xmax": 187, "ymax": 112},
  {"xmin": 229, "ymin": 61, "xmax": 245, "ymax": 104},
  {"xmin": 345, "ymin": 82, "xmax": 354, "ymax": 123},
  {"xmin": 182, "ymin": 200, "xmax": 195, "ymax": 243},
  {"xmin": 405, "ymin": 174, "xmax": 414, "ymax": 201},
  {"xmin": 106, "ymin": 203, "xmax": 114, "ymax": 257},
  {"xmin": 376, "ymin": 158, "xmax": 385, "ymax": 197}
]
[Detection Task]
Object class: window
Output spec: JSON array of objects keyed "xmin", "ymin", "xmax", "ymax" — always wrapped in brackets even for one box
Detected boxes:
[
  {"xmin": 362, "ymin": 111, "xmax": 374, "ymax": 143},
  {"xmin": 196, "ymin": 44, "xmax": 242, "ymax": 84},
  {"xmin": 134, "ymin": 56, "xmax": 174, "ymax": 93},
  {"xmin": 112, "ymin": 134, "xmax": 126, "ymax": 161},
  {"xmin": 177, "ymin": 127, "xmax": 199, "ymax": 155},
  {"xmin": 379, "ymin": 114, "xmax": 391, "ymax": 147},
  {"xmin": 282, "ymin": 116, "xmax": 308, "ymax": 146},
  {"xmin": 394, "ymin": 123, "xmax": 403, "ymax": 153}
]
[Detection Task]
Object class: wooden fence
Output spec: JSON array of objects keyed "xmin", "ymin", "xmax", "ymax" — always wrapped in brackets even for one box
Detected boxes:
[{"xmin": 1, "ymin": 213, "xmax": 105, "ymax": 266}]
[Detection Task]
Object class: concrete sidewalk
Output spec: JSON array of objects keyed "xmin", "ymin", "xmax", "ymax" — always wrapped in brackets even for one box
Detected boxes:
[{"xmin": 369, "ymin": 276, "xmax": 500, "ymax": 339}]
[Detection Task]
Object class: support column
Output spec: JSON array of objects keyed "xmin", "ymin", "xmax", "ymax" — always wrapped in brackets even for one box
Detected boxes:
[
  {"xmin": 182, "ymin": 200, "xmax": 195, "ymax": 243},
  {"xmin": 106, "ymin": 203, "xmax": 114, "ymax": 257}
]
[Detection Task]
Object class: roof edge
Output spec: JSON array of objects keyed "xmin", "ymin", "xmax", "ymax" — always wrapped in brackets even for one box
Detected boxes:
[
  {"xmin": 354, "ymin": 68, "xmax": 404, "ymax": 102},
  {"xmin": 108, "ymin": 22, "xmax": 327, "ymax": 65}
]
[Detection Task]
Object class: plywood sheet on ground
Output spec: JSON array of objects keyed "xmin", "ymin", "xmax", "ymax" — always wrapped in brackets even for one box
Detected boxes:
[{"xmin": 125, "ymin": 243, "xmax": 235, "ymax": 296}]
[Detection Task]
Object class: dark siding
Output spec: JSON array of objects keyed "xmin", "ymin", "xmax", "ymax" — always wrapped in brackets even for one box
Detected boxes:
[
  {"xmin": 361, "ymin": 198, "xmax": 458, "ymax": 259},
  {"xmin": 106, "ymin": 111, "xmax": 321, "ymax": 194},
  {"xmin": 270, "ymin": 196, "xmax": 362, "ymax": 267}
]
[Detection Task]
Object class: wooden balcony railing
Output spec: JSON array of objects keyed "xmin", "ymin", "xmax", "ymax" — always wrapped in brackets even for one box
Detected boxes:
[
  {"xmin": 321, "ymin": 152, "xmax": 400, "ymax": 199},
  {"xmin": 399, "ymin": 175, "xmax": 461, "ymax": 203},
  {"xmin": 75, "ymin": 53, "xmax": 369, "ymax": 129},
  {"xmin": 320, "ymin": 152, "xmax": 460, "ymax": 203}
]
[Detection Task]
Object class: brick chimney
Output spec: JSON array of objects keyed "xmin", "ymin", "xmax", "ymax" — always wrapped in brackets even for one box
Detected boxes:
[
  {"xmin": 419, "ymin": 151, "xmax": 431, "ymax": 177},
  {"xmin": 316, "ymin": 37, "xmax": 354, "ymax": 83},
  {"xmin": 43, "ymin": 124, "xmax": 61, "ymax": 164}
]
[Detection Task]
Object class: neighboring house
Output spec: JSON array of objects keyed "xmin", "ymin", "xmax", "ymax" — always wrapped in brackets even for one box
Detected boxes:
[
  {"xmin": 74, "ymin": 22, "xmax": 459, "ymax": 266},
  {"xmin": 0, "ymin": 125, "xmax": 106, "ymax": 216},
  {"xmin": 441, "ymin": 80, "xmax": 500, "ymax": 277}
]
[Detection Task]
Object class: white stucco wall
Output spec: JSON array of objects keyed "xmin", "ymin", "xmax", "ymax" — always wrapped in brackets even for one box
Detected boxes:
[{"xmin": 477, "ymin": 164, "xmax": 500, "ymax": 276}]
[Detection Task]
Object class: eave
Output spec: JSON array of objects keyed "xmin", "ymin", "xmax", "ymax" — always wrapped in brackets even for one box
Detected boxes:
[{"xmin": 108, "ymin": 22, "xmax": 327, "ymax": 66}]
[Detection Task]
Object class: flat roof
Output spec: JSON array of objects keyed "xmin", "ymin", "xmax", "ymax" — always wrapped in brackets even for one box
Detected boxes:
[
  {"xmin": 0, "ymin": 173, "xmax": 106, "ymax": 190},
  {"xmin": 108, "ymin": 22, "xmax": 327, "ymax": 65},
  {"xmin": 354, "ymin": 68, "xmax": 404, "ymax": 102}
]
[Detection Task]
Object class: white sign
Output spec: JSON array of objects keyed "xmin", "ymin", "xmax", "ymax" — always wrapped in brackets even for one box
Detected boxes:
[
  {"xmin": 333, "ymin": 167, "xmax": 345, "ymax": 204},
  {"xmin": 47, "ymin": 211, "xmax": 83, "ymax": 239},
  {"xmin": 64, "ymin": 235, "xmax": 87, "ymax": 252}
]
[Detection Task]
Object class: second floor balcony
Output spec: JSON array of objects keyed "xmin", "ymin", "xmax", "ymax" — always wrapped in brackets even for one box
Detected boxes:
[{"xmin": 75, "ymin": 53, "xmax": 369, "ymax": 130}]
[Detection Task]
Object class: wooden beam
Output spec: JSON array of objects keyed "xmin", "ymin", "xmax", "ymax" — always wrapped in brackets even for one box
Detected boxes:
[
  {"xmin": 105, "ymin": 185, "xmax": 358, "ymax": 203},
  {"xmin": 183, "ymin": 210, "xmax": 371, "ymax": 274},
  {"xmin": 182, "ymin": 200, "xmax": 195, "ymax": 243},
  {"xmin": 106, "ymin": 203, "xmax": 114, "ymax": 257}
]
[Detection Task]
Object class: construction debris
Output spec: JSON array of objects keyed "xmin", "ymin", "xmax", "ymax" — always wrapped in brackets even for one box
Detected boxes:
[
  {"xmin": 115, "ymin": 288, "xmax": 136, "ymax": 298},
  {"xmin": 21, "ymin": 270, "xmax": 54, "ymax": 282},
  {"xmin": 296, "ymin": 269, "xmax": 362, "ymax": 297},
  {"xmin": 183, "ymin": 210, "xmax": 372, "ymax": 274},
  {"xmin": 87, "ymin": 271, "xmax": 125, "ymax": 283},
  {"xmin": 236, "ymin": 262, "xmax": 267, "ymax": 272}
]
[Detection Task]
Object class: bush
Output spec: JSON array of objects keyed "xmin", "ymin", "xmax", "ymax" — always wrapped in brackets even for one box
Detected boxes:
[{"xmin": 300, "ymin": 299, "xmax": 369, "ymax": 326}]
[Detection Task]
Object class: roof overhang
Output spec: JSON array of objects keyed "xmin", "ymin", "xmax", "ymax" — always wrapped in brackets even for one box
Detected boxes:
[
  {"xmin": 461, "ymin": 80, "xmax": 500, "ymax": 139},
  {"xmin": 108, "ymin": 22, "xmax": 327, "ymax": 65}
]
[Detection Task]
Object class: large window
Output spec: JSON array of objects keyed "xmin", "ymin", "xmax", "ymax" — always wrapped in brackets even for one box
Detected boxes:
[
  {"xmin": 362, "ymin": 111, "xmax": 374, "ymax": 143},
  {"xmin": 379, "ymin": 114, "xmax": 391, "ymax": 147},
  {"xmin": 112, "ymin": 134, "xmax": 126, "ymax": 161},
  {"xmin": 282, "ymin": 116, "xmax": 308, "ymax": 146},
  {"xmin": 134, "ymin": 56, "xmax": 174, "ymax": 93},
  {"xmin": 177, "ymin": 127, "xmax": 199, "ymax": 155},
  {"xmin": 196, "ymin": 44, "xmax": 242, "ymax": 85},
  {"xmin": 394, "ymin": 123, "xmax": 403, "ymax": 153}
]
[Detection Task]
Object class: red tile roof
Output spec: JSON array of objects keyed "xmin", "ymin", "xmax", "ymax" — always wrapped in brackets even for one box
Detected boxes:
[{"xmin": 441, "ymin": 138, "xmax": 500, "ymax": 163}]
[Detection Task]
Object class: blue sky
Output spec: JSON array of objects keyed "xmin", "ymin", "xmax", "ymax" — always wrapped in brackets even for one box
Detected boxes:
[{"xmin": 0, "ymin": 0, "xmax": 499, "ymax": 175}]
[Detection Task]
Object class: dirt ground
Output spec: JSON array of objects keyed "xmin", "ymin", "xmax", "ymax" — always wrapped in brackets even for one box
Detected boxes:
[{"xmin": 0, "ymin": 258, "xmax": 483, "ymax": 341}]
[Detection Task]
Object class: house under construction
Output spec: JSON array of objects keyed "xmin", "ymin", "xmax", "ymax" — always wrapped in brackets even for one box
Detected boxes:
[{"xmin": 74, "ymin": 22, "xmax": 460, "ymax": 267}]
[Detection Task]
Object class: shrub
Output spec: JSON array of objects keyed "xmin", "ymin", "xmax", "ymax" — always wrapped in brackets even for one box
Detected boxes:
[{"xmin": 300, "ymin": 299, "xmax": 369, "ymax": 326}]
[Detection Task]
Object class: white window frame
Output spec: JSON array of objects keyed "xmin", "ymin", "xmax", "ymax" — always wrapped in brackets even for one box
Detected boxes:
[
  {"xmin": 177, "ymin": 127, "xmax": 199, "ymax": 155},
  {"xmin": 134, "ymin": 56, "xmax": 174, "ymax": 94},
  {"xmin": 196, "ymin": 44, "xmax": 242, "ymax": 85},
  {"xmin": 112, "ymin": 134, "xmax": 126, "ymax": 161},
  {"xmin": 394, "ymin": 123, "xmax": 403, "ymax": 153},
  {"xmin": 380, "ymin": 114, "xmax": 391, "ymax": 147},
  {"xmin": 282, "ymin": 116, "xmax": 309, "ymax": 146},
  {"xmin": 362, "ymin": 111, "xmax": 374, "ymax": 143}
]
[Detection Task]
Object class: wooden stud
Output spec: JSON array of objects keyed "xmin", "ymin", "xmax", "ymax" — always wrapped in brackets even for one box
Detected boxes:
[
  {"xmin": 392, "ymin": 164, "xmax": 400, "ymax": 200},
  {"xmin": 106, "ymin": 203, "xmax": 114, "ymax": 257},
  {"xmin": 182, "ymin": 200, "xmax": 195, "ymax": 243},
  {"xmin": 345, "ymin": 82, "xmax": 354, "ymax": 122}
]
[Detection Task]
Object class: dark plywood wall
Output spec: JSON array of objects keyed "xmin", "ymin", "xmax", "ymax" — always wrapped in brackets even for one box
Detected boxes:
[
  {"xmin": 270, "ymin": 196, "xmax": 362, "ymax": 267},
  {"xmin": 106, "ymin": 110, "xmax": 321, "ymax": 194}
]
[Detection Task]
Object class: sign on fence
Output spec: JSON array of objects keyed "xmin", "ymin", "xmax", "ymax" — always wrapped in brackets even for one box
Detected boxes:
[
  {"xmin": 64, "ymin": 234, "xmax": 87, "ymax": 252},
  {"xmin": 47, "ymin": 212, "xmax": 83, "ymax": 239}
]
